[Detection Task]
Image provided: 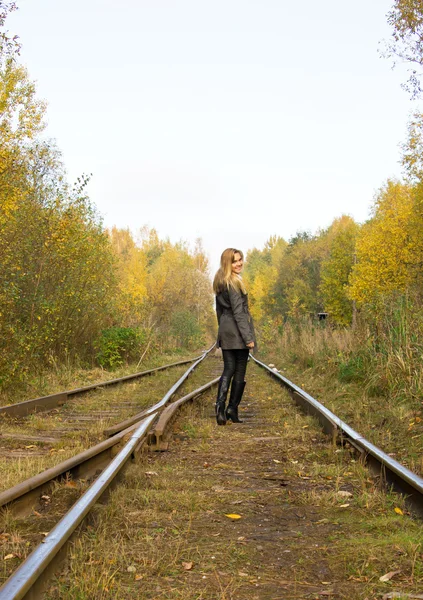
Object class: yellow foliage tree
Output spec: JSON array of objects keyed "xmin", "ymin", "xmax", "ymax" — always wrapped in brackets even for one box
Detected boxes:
[
  {"xmin": 320, "ymin": 216, "xmax": 359, "ymax": 325},
  {"xmin": 108, "ymin": 227, "xmax": 148, "ymax": 326},
  {"xmin": 349, "ymin": 181, "xmax": 415, "ymax": 305}
]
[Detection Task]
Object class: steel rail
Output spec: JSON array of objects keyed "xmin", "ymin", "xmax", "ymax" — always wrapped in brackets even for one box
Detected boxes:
[
  {"xmin": 0, "ymin": 347, "xmax": 216, "ymax": 599},
  {"xmin": 0, "ymin": 347, "xmax": 215, "ymax": 516},
  {"xmin": 251, "ymin": 354, "xmax": 423, "ymax": 516},
  {"xmin": 149, "ymin": 377, "xmax": 220, "ymax": 449},
  {"xmin": 0, "ymin": 355, "xmax": 203, "ymax": 419},
  {"xmin": 0, "ymin": 420, "xmax": 140, "ymax": 515},
  {"xmin": 104, "ymin": 345, "xmax": 215, "ymax": 436},
  {"xmin": 0, "ymin": 413, "xmax": 157, "ymax": 600}
]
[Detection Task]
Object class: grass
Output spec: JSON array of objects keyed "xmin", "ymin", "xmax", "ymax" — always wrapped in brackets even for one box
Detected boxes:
[
  {"xmin": 0, "ymin": 363, "xmax": 192, "ymax": 492},
  {"xmin": 0, "ymin": 349, "xmax": 201, "ymax": 407},
  {"xmin": 261, "ymin": 320, "xmax": 423, "ymax": 477},
  {"xmin": 28, "ymin": 359, "xmax": 422, "ymax": 599}
]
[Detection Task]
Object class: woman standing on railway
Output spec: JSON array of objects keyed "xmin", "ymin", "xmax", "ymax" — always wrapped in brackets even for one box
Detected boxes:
[{"xmin": 213, "ymin": 248, "xmax": 256, "ymax": 425}]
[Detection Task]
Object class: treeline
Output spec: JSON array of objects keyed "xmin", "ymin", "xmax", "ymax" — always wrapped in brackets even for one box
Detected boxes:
[
  {"xmin": 0, "ymin": 4, "xmax": 213, "ymax": 390},
  {"xmin": 245, "ymin": 179, "xmax": 423, "ymax": 407},
  {"xmin": 245, "ymin": 177, "xmax": 423, "ymax": 330}
]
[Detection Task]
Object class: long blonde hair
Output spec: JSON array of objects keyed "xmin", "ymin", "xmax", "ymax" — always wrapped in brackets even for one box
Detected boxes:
[{"xmin": 213, "ymin": 248, "xmax": 246, "ymax": 294}]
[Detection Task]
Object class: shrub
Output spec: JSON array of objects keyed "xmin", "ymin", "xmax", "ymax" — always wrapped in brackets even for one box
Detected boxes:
[
  {"xmin": 170, "ymin": 310, "xmax": 204, "ymax": 349},
  {"xmin": 95, "ymin": 327, "xmax": 145, "ymax": 369}
]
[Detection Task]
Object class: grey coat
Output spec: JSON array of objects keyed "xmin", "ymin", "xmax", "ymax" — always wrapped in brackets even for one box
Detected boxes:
[{"xmin": 215, "ymin": 286, "xmax": 256, "ymax": 350}]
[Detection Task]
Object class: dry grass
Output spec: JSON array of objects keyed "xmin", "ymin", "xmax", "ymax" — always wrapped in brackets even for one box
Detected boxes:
[
  {"xmin": 262, "ymin": 319, "xmax": 423, "ymax": 477},
  {"xmin": 0, "ymin": 363, "xmax": 191, "ymax": 492},
  {"xmin": 34, "ymin": 359, "xmax": 423, "ymax": 600},
  {"xmin": 0, "ymin": 349, "xmax": 199, "ymax": 407}
]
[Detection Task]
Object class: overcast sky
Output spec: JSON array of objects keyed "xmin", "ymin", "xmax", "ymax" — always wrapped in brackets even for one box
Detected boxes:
[{"xmin": 8, "ymin": 0, "xmax": 417, "ymax": 274}]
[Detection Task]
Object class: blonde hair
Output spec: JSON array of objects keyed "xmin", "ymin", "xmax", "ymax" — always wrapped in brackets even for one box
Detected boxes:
[{"xmin": 213, "ymin": 248, "xmax": 246, "ymax": 294}]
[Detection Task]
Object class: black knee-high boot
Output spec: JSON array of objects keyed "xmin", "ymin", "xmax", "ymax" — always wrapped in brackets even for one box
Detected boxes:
[
  {"xmin": 215, "ymin": 376, "xmax": 230, "ymax": 425},
  {"xmin": 226, "ymin": 380, "xmax": 246, "ymax": 423}
]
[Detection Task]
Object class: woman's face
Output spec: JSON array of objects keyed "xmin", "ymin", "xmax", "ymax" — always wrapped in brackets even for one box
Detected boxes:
[{"xmin": 231, "ymin": 252, "xmax": 243, "ymax": 275}]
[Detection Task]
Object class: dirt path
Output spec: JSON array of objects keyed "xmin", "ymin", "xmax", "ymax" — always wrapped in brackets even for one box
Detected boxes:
[{"xmin": 47, "ymin": 356, "xmax": 423, "ymax": 599}]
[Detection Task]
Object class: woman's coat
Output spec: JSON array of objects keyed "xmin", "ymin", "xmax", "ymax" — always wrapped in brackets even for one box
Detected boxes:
[{"xmin": 215, "ymin": 285, "xmax": 256, "ymax": 350}]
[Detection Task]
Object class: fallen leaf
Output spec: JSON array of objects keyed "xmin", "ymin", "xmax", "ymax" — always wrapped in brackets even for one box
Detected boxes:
[
  {"xmin": 127, "ymin": 565, "xmax": 136, "ymax": 573},
  {"xmin": 394, "ymin": 507, "xmax": 404, "ymax": 515},
  {"xmin": 273, "ymin": 459, "xmax": 281, "ymax": 464},
  {"xmin": 25, "ymin": 445, "xmax": 36, "ymax": 449},
  {"xmin": 339, "ymin": 503, "xmax": 350, "ymax": 508},
  {"xmin": 379, "ymin": 569, "xmax": 401, "ymax": 582},
  {"xmin": 182, "ymin": 561, "xmax": 193, "ymax": 570},
  {"xmin": 64, "ymin": 481, "xmax": 77, "ymax": 488},
  {"xmin": 145, "ymin": 471, "xmax": 158, "ymax": 476},
  {"xmin": 33, "ymin": 510, "xmax": 42, "ymax": 517},
  {"xmin": 225, "ymin": 514, "xmax": 242, "ymax": 520},
  {"xmin": 238, "ymin": 571, "xmax": 249, "ymax": 577},
  {"xmin": 135, "ymin": 574, "xmax": 143, "ymax": 581},
  {"xmin": 336, "ymin": 491, "xmax": 353, "ymax": 498},
  {"xmin": 4, "ymin": 554, "xmax": 15, "ymax": 560}
]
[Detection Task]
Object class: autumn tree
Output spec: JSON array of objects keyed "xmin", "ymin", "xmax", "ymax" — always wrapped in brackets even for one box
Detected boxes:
[
  {"xmin": 0, "ymin": 2, "xmax": 20, "ymax": 60},
  {"xmin": 108, "ymin": 226, "xmax": 148, "ymax": 326},
  {"xmin": 320, "ymin": 216, "xmax": 359, "ymax": 326},
  {"xmin": 271, "ymin": 231, "xmax": 330, "ymax": 319},
  {"xmin": 0, "ymin": 8, "xmax": 119, "ymax": 386},
  {"xmin": 244, "ymin": 236, "xmax": 287, "ymax": 324},
  {"xmin": 383, "ymin": 0, "xmax": 423, "ymax": 99},
  {"xmin": 107, "ymin": 227, "xmax": 213, "ymax": 351},
  {"xmin": 349, "ymin": 181, "xmax": 416, "ymax": 306}
]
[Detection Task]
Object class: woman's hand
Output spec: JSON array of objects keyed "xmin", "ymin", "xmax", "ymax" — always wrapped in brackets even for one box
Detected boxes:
[{"xmin": 246, "ymin": 341, "xmax": 255, "ymax": 349}]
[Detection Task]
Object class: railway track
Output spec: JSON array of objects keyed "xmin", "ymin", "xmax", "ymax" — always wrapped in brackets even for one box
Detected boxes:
[
  {"xmin": 1, "ymin": 351, "xmax": 423, "ymax": 598},
  {"xmin": 0, "ymin": 355, "xmax": 208, "ymax": 494}
]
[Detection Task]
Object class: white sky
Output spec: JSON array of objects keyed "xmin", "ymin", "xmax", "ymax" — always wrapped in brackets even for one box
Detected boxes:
[{"xmin": 8, "ymin": 0, "xmax": 417, "ymax": 274}]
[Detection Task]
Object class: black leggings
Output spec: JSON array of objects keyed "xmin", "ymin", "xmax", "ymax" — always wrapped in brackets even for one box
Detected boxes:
[{"xmin": 222, "ymin": 349, "xmax": 249, "ymax": 384}]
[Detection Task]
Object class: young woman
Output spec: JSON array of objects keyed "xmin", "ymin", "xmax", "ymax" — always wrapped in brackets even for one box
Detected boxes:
[{"xmin": 213, "ymin": 248, "xmax": 255, "ymax": 425}]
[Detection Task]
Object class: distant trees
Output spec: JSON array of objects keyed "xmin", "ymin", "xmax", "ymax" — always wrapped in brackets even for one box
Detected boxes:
[
  {"xmin": 109, "ymin": 226, "xmax": 214, "ymax": 350},
  {"xmin": 244, "ymin": 176, "xmax": 423, "ymax": 334},
  {"xmin": 245, "ymin": 219, "xmax": 359, "ymax": 329}
]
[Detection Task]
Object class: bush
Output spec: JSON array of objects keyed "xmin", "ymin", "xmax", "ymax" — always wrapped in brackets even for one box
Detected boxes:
[
  {"xmin": 170, "ymin": 310, "xmax": 204, "ymax": 349},
  {"xmin": 95, "ymin": 327, "xmax": 145, "ymax": 369}
]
